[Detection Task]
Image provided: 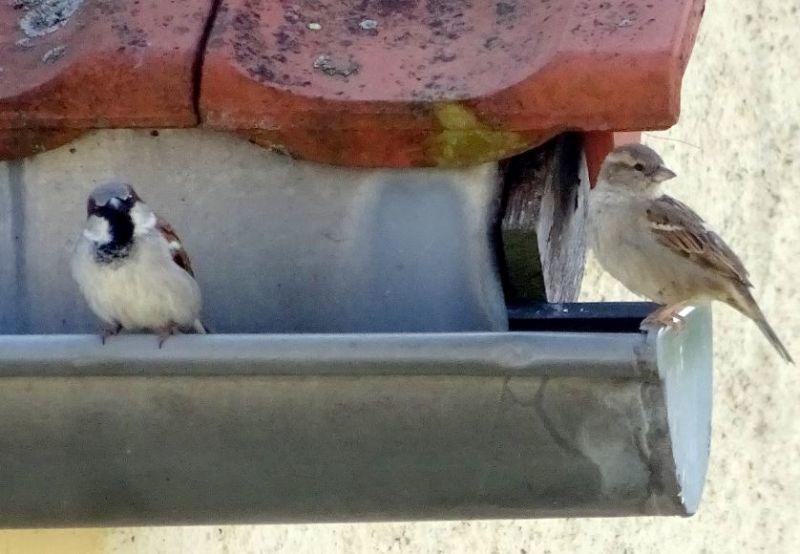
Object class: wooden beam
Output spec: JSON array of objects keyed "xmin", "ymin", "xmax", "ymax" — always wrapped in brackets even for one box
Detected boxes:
[{"xmin": 498, "ymin": 133, "xmax": 589, "ymax": 303}]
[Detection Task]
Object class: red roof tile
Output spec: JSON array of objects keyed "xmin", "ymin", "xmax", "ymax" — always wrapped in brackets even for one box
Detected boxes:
[
  {"xmin": 200, "ymin": 0, "xmax": 704, "ymax": 166},
  {"xmin": 1, "ymin": 0, "xmax": 704, "ymax": 166},
  {"xmin": 0, "ymin": 0, "xmax": 213, "ymax": 130}
]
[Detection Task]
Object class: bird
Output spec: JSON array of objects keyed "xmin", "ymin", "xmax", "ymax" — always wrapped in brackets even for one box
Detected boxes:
[
  {"xmin": 588, "ymin": 143, "xmax": 793, "ymax": 363},
  {"xmin": 71, "ymin": 182, "xmax": 206, "ymax": 346}
]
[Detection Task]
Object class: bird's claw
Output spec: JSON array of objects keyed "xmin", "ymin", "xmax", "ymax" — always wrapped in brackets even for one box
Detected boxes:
[
  {"xmin": 157, "ymin": 326, "xmax": 176, "ymax": 349},
  {"xmin": 671, "ymin": 313, "xmax": 687, "ymax": 332},
  {"xmin": 640, "ymin": 306, "xmax": 687, "ymax": 333},
  {"xmin": 100, "ymin": 324, "xmax": 122, "ymax": 345}
]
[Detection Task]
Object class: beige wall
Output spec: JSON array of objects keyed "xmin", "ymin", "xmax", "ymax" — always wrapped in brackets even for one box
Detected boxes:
[{"xmin": 2, "ymin": 0, "xmax": 798, "ymax": 551}]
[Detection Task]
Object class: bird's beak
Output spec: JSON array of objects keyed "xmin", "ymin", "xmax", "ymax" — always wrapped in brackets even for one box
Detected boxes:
[{"xmin": 652, "ymin": 165, "xmax": 677, "ymax": 182}]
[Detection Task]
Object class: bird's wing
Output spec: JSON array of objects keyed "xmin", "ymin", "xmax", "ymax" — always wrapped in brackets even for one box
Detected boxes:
[
  {"xmin": 646, "ymin": 195, "xmax": 751, "ymax": 287},
  {"xmin": 156, "ymin": 217, "xmax": 195, "ymax": 277}
]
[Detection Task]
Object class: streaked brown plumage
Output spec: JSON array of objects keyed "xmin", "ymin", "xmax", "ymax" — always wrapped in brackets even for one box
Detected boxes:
[{"xmin": 589, "ymin": 144, "xmax": 792, "ymax": 363}]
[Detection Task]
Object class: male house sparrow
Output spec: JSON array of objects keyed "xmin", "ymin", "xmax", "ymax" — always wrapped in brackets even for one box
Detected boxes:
[
  {"xmin": 588, "ymin": 144, "xmax": 793, "ymax": 363},
  {"xmin": 71, "ymin": 182, "xmax": 206, "ymax": 346}
]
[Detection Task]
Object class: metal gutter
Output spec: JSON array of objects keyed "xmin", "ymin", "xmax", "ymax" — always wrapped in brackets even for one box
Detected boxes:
[{"xmin": 0, "ymin": 305, "xmax": 712, "ymax": 527}]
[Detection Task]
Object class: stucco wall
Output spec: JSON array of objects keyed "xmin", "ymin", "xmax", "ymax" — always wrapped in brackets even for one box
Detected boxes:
[{"xmin": 1, "ymin": 0, "xmax": 798, "ymax": 551}]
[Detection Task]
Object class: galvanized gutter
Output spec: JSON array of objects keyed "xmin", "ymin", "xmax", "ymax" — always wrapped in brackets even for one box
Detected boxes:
[{"xmin": 0, "ymin": 304, "xmax": 712, "ymax": 527}]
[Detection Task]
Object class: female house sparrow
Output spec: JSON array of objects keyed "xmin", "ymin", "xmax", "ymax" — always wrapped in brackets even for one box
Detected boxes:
[
  {"xmin": 588, "ymin": 144, "xmax": 793, "ymax": 363},
  {"xmin": 71, "ymin": 182, "xmax": 206, "ymax": 346}
]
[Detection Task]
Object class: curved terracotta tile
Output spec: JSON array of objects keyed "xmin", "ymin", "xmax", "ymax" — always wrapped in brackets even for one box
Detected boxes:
[
  {"xmin": 0, "ymin": 0, "xmax": 214, "ymax": 130},
  {"xmin": 201, "ymin": 0, "xmax": 705, "ymax": 167}
]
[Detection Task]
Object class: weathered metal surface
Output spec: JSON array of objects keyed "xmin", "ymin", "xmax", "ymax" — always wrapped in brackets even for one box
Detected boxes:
[
  {"xmin": 0, "ymin": 130, "xmax": 713, "ymax": 526},
  {"xmin": 508, "ymin": 301, "xmax": 661, "ymax": 333},
  {"xmin": 499, "ymin": 133, "xmax": 588, "ymax": 303},
  {"xmin": 0, "ymin": 129, "xmax": 506, "ymax": 334},
  {"xmin": 0, "ymin": 306, "xmax": 712, "ymax": 527}
]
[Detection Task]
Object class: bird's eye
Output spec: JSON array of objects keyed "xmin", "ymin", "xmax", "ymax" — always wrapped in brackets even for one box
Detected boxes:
[{"xmin": 633, "ymin": 163, "xmax": 645, "ymax": 172}]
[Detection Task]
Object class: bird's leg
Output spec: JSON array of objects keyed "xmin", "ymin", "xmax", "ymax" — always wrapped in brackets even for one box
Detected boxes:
[
  {"xmin": 670, "ymin": 311, "xmax": 688, "ymax": 332},
  {"xmin": 100, "ymin": 322, "xmax": 122, "ymax": 345},
  {"xmin": 641, "ymin": 303, "xmax": 688, "ymax": 332},
  {"xmin": 156, "ymin": 325, "xmax": 177, "ymax": 349}
]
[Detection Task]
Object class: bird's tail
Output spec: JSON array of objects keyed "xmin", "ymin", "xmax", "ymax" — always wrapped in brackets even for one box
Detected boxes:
[
  {"xmin": 754, "ymin": 316, "xmax": 793, "ymax": 364},
  {"xmin": 732, "ymin": 287, "xmax": 793, "ymax": 364}
]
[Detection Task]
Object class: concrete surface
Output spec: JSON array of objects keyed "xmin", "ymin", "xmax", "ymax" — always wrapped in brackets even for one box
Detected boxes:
[{"xmin": 1, "ymin": 0, "xmax": 798, "ymax": 551}]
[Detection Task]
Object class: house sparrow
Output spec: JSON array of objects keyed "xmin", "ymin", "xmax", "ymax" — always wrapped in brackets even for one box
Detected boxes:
[
  {"xmin": 71, "ymin": 182, "xmax": 206, "ymax": 346},
  {"xmin": 588, "ymin": 144, "xmax": 793, "ymax": 363}
]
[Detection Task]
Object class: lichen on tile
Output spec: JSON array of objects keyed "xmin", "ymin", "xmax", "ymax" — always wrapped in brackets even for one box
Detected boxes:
[
  {"xmin": 15, "ymin": 0, "xmax": 84, "ymax": 38},
  {"xmin": 428, "ymin": 103, "xmax": 531, "ymax": 166},
  {"xmin": 40, "ymin": 44, "xmax": 66, "ymax": 63},
  {"xmin": 313, "ymin": 54, "xmax": 360, "ymax": 78}
]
